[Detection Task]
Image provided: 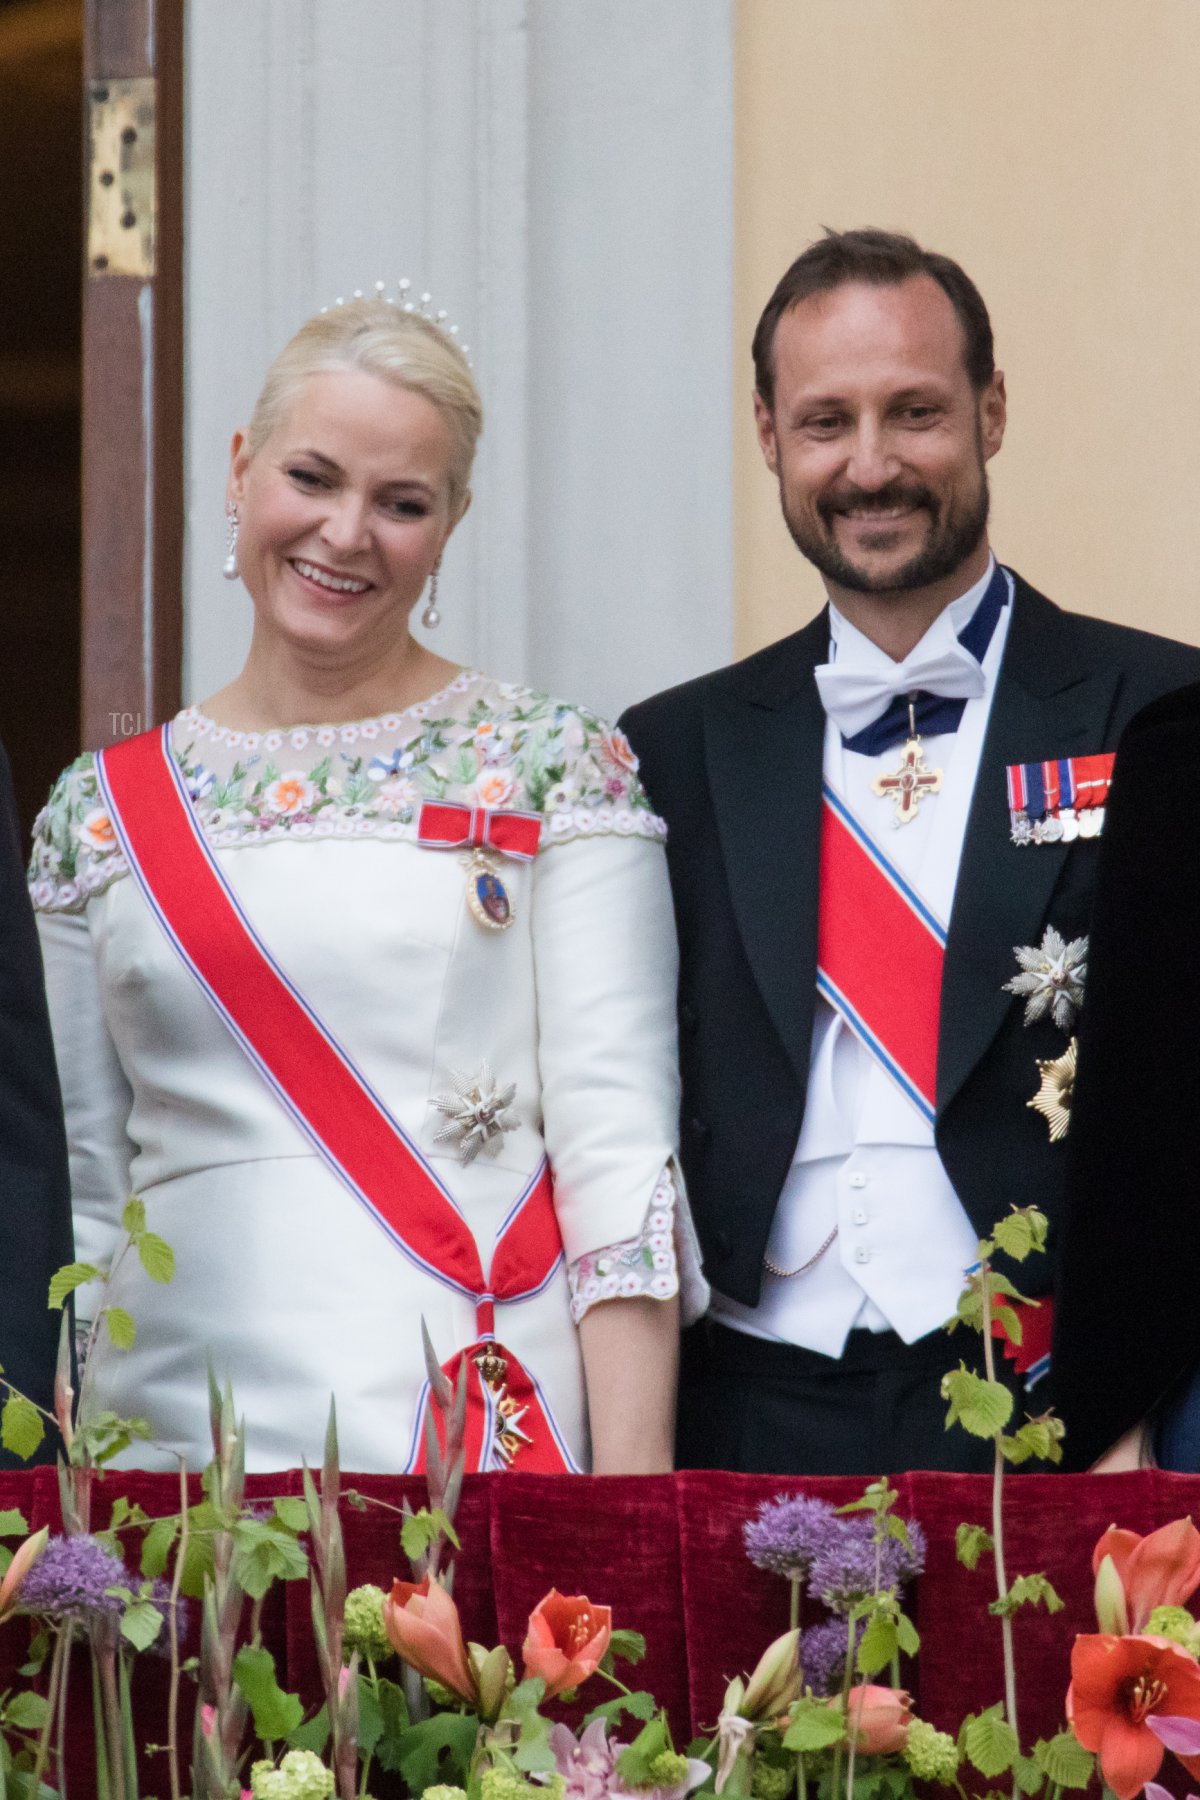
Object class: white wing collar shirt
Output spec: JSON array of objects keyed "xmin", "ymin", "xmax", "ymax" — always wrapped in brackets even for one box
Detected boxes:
[{"xmin": 711, "ymin": 559, "xmax": 1014, "ymax": 1356}]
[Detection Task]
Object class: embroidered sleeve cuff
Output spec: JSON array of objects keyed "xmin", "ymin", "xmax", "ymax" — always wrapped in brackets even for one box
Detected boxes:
[{"xmin": 566, "ymin": 1164, "xmax": 681, "ymax": 1323}]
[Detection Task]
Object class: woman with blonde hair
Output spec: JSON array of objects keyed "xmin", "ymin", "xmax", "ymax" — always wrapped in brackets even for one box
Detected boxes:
[{"xmin": 31, "ymin": 291, "xmax": 702, "ymax": 1473}]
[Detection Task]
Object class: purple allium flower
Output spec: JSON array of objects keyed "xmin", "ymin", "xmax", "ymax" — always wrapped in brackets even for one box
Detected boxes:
[
  {"xmin": 743, "ymin": 1493, "xmax": 844, "ymax": 1581},
  {"xmin": 801, "ymin": 1614, "xmax": 861, "ymax": 1697},
  {"xmin": 807, "ymin": 1520, "xmax": 878, "ymax": 1612},
  {"xmin": 878, "ymin": 1519, "xmax": 926, "ymax": 1589},
  {"xmin": 17, "ymin": 1534, "xmax": 128, "ymax": 1624}
]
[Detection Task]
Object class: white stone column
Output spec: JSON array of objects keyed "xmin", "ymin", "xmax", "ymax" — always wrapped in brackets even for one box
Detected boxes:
[{"xmin": 184, "ymin": 0, "xmax": 733, "ymax": 723}]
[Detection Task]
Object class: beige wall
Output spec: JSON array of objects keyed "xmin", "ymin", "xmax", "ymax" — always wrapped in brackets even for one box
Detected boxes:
[{"xmin": 735, "ymin": 0, "xmax": 1200, "ymax": 656}]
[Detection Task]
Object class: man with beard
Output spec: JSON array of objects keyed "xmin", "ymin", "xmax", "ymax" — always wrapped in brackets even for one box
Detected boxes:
[{"xmin": 619, "ymin": 229, "xmax": 1200, "ymax": 1474}]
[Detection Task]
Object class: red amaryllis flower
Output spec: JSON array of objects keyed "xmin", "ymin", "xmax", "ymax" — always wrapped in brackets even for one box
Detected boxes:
[
  {"xmin": 522, "ymin": 1589, "xmax": 612, "ymax": 1698},
  {"xmin": 383, "ymin": 1575, "xmax": 475, "ymax": 1703},
  {"xmin": 1093, "ymin": 1519, "xmax": 1200, "ymax": 1633},
  {"xmin": 1068, "ymin": 1634, "xmax": 1200, "ymax": 1800},
  {"xmin": 845, "ymin": 1685, "xmax": 913, "ymax": 1754}
]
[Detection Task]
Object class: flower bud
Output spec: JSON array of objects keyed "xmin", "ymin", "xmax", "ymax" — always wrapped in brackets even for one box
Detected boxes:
[
  {"xmin": 470, "ymin": 1642, "xmax": 514, "ymax": 1722},
  {"xmin": 1094, "ymin": 1553, "xmax": 1130, "ymax": 1636},
  {"xmin": 742, "ymin": 1629, "xmax": 804, "ymax": 1720}
]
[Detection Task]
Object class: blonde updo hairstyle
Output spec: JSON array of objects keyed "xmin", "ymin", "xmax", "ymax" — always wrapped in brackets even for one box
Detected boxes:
[{"xmin": 244, "ymin": 298, "xmax": 483, "ymax": 517}]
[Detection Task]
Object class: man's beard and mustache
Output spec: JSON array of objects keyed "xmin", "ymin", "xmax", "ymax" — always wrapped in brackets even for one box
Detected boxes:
[{"xmin": 781, "ymin": 454, "xmax": 990, "ymax": 595}]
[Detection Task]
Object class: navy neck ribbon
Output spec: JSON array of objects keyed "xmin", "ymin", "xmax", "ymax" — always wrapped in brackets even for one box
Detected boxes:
[{"xmin": 841, "ymin": 562, "xmax": 1010, "ymax": 757}]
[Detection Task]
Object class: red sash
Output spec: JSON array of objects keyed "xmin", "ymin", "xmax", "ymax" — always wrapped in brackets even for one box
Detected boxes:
[
  {"xmin": 96, "ymin": 727, "xmax": 575, "ymax": 1472},
  {"xmin": 818, "ymin": 784, "xmax": 1051, "ymax": 1381},
  {"xmin": 817, "ymin": 784, "xmax": 945, "ymax": 1125}
]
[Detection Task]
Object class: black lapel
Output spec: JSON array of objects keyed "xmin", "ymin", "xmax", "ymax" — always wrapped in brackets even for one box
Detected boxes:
[
  {"xmin": 937, "ymin": 577, "xmax": 1123, "ymax": 1114},
  {"xmin": 702, "ymin": 613, "xmax": 829, "ymax": 1081}
]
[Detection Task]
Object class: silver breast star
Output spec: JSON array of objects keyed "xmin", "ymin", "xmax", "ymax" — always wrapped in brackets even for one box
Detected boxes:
[
  {"xmin": 431, "ymin": 1062, "xmax": 519, "ymax": 1165},
  {"xmin": 1003, "ymin": 927, "xmax": 1088, "ymax": 1032}
]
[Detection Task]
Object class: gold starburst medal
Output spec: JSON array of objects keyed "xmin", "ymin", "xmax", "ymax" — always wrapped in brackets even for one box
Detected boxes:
[{"xmin": 1026, "ymin": 1037, "xmax": 1077, "ymax": 1143}]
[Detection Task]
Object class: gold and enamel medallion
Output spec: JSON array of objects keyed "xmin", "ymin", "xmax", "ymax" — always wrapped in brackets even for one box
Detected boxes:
[{"xmin": 871, "ymin": 705, "xmax": 943, "ymax": 826}]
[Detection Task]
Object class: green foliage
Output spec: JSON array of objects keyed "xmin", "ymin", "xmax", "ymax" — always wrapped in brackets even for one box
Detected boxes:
[
  {"xmin": 393, "ymin": 1712, "xmax": 480, "ymax": 1792},
  {"xmin": 232, "ymin": 1644, "xmax": 305, "ymax": 1740},
  {"xmin": 105, "ymin": 1307, "xmax": 137, "ymax": 1350},
  {"xmin": 1013, "ymin": 1753, "xmax": 1045, "ymax": 1794},
  {"xmin": 1032, "ymin": 1731, "xmax": 1094, "ymax": 1790},
  {"xmin": 582, "ymin": 1691, "xmax": 659, "ymax": 1731},
  {"xmin": 231, "ymin": 1513, "xmax": 310, "ymax": 1600},
  {"xmin": 0, "ymin": 1397, "xmax": 43, "ymax": 1461},
  {"xmin": 0, "ymin": 1511, "xmax": 29, "ymax": 1538},
  {"xmin": 355, "ymin": 1674, "xmax": 384, "ymax": 1758},
  {"xmin": 369, "ymin": 1678, "xmax": 410, "ymax": 1771},
  {"xmin": 273, "ymin": 1497, "xmax": 310, "ymax": 1533},
  {"xmin": 1000, "ymin": 1416, "xmax": 1066, "ymax": 1467},
  {"xmin": 47, "ymin": 1262, "xmax": 100, "ymax": 1309},
  {"xmin": 70, "ymin": 1409, "xmax": 150, "ymax": 1468},
  {"xmin": 2, "ymin": 1693, "xmax": 50, "ymax": 1733},
  {"xmin": 286, "ymin": 1704, "xmax": 331, "ymax": 1755},
  {"xmin": 607, "ymin": 1627, "xmax": 647, "ymax": 1666},
  {"xmin": 615, "ymin": 1715, "xmax": 672, "ymax": 1788},
  {"xmin": 507, "ymin": 1676, "xmax": 556, "ymax": 1775},
  {"xmin": 782, "ymin": 1697, "xmax": 847, "ymax": 1754},
  {"xmin": 103, "ymin": 1586, "xmax": 165, "ymax": 1651},
  {"xmin": 941, "ymin": 1366, "xmax": 1014, "ymax": 1438},
  {"xmin": 991, "ymin": 1208, "xmax": 1049, "ymax": 1263},
  {"xmin": 136, "ymin": 1232, "xmax": 176, "ymax": 1285},
  {"xmin": 962, "ymin": 1706, "xmax": 1019, "ymax": 1778},
  {"xmin": 400, "ymin": 1505, "xmax": 461, "ymax": 1563},
  {"xmin": 955, "ymin": 1524, "xmax": 994, "ymax": 1571},
  {"xmin": 989, "ymin": 1573, "xmax": 1064, "ymax": 1619}
]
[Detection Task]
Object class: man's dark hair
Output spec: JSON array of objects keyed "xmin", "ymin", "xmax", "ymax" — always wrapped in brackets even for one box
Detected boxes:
[{"xmin": 751, "ymin": 227, "xmax": 995, "ymax": 408}]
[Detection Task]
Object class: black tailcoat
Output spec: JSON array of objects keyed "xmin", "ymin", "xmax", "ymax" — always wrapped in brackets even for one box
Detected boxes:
[
  {"xmin": 0, "ymin": 743, "xmax": 74, "ymax": 1465},
  {"xmin": 1051, "ymin": 681, "xmax": 1200, "ymax": 1468},
  {"xmin": 620, "ymin": 578, "xmax": 1200, "ymax": 1316}
]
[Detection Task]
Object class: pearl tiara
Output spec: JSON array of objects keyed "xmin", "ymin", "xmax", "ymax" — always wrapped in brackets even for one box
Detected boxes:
[{"xmin": 319, "ymin": 280, "xmax": 472, "ymax": 366}]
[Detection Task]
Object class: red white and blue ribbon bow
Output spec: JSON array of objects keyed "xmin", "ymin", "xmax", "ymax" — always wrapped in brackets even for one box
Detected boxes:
[{"xmin": 417, "ymin": 801, "xmax": 542, "ymax": 860}]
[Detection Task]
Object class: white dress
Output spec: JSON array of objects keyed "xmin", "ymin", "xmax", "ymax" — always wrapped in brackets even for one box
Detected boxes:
[{"xmin": 30, "ymin": 670, "xmax": 703, "ymax": 1472}]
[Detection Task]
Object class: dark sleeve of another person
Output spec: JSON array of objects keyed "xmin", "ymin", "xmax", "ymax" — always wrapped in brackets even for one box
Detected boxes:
[
  {"xmin": 0, "ymin": 743, "xmax": 74, "ymax": 1465},
  {"xmin": 1051, "ymin": 685, "xmax": 1200, "ymax": 1470}
]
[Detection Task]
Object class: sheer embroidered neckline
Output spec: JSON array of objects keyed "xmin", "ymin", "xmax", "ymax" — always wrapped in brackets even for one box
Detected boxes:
[{"xmin": 177, "ymin": 667, "xmax": 483, "ymax": 749}]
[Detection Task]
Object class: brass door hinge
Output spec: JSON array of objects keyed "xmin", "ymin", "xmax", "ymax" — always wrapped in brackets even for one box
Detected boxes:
[{"xmin": 88, "ymin": 78, "xmax": 156, "ymax": 279}]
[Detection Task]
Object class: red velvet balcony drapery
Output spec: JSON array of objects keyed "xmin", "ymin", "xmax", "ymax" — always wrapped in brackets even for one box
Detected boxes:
[{"xmin": 2, "ymin": 1468, "xmax": 1198, "ymax": 1781}]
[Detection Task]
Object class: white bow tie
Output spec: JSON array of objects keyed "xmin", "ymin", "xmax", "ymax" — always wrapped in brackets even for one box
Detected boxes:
[{"xmin": 813, "ymin": 639, "xmax": 987, "ymax": 741}]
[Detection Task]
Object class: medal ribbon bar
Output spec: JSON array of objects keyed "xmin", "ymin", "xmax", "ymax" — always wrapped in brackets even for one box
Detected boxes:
[{"xmin": 417, "ymin": 800, "xmax": 542, "ymax": 861}]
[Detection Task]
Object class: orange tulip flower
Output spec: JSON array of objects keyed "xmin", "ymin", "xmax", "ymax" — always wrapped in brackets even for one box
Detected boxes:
[
  {"xmin": 1093, "ymin": 1519, "xmax": 1200, "ymax": 1634},
  {"xmin": 845, "ymin": 1685, "xmax": 913, "ymax": 1754},
  {"xmin": 1068, "ymin": 1634, "xmax": 1200, "ymax": 1800},
  {"xmin": 522, "ymin": 1589, "xmax": 612, "ymax": 1698},
  {"xmin": 383, "ymin": 1575, "xmax": 476, "ymax": 1704}
]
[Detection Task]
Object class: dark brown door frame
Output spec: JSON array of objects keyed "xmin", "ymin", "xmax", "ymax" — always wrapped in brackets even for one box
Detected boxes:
[{"xmin": 81, "ymin": 0, "xmax": 183, "ymax": 749}]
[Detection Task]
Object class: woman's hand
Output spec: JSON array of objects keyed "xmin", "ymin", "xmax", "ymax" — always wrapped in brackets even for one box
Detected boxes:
[{"xmin": 577, "ymin": 1294, "xmax": 680, "ymax": 1474}]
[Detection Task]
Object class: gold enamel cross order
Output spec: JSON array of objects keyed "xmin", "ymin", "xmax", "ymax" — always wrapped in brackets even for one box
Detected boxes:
[{"xmin": 870, "ymin": 704, "xmax": 944, "ymax": 826}]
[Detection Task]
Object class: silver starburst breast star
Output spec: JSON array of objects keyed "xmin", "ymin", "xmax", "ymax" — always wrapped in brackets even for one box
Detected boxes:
[
  {"xmin": 431, "ymin": 1062, "xmax": 519, "ymax": 1166},
  {"xmin": 1003, "ymin": 927, "xmax": 1088, "ymax": 1032}
]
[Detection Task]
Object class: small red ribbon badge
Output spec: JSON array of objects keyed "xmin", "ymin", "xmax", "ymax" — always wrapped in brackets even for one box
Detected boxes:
[{"xmin": 417, "ymin": 801, "xmax": 542, "ymax": 862}]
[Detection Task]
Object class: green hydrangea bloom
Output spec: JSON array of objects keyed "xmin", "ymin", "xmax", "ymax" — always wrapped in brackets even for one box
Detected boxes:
[
  {"xmin": 422, "ymin": 1788, "xmax": 468, "ymax": 1800},
  {"xmin": 903, "ymin": 1719, "xmax": 959, "ymax": 1784},
  {"xmin": 750, "ymin": 1758, "xmax": 794, "ymax": 1800},
  {"xmin": 646, "ymin": 1751, "xmax": 691, "ymax": 1790},
  {"xmin": 250, "ymin": 1750, "xmax": 336, "ymax": 1800},
  {"xmin": 343, "ymin": 1583, "xmax": 392, "ymax": 1660},
  {"xmin": 1146, "ymin": 1606, "xmax": 1200, "ymax": 1651},
  {"xmin": 480, "ymin": 1771, "xmax": 563, "ymax": 1800}
]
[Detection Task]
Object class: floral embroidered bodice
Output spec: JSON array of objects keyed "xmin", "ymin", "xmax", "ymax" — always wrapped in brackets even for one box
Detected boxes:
[{"xmin": 29, "ymin": 669, "xmax": 665, "ymax": 913}]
